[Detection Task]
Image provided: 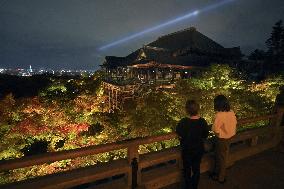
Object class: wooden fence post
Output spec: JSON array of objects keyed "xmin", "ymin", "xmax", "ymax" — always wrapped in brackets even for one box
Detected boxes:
[
  {"xmin": 274, "ymin": 86, "xmax": 284, "ymax": 151},
  {"xmin": 250, "ymin": 136, "xmax": 259, "ymax": 146},
  {"xmin": 127, "ymin": 145, "xmax": 140, "ymax": 188},
  {"xmin": 275, "ymin": 107, "xmax": 284, "ymax": 152}
]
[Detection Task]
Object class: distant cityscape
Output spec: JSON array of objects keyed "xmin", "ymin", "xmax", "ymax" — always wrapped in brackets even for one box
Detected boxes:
[{"xmin": 0, "ymin": 65, "xmax": 97, "ymax": 77}]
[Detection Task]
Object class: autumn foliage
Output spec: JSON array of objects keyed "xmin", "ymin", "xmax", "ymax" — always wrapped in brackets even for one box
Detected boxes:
[{"xmin": 0, "ymin": 66, "xmax": 283, "ymax": 184}]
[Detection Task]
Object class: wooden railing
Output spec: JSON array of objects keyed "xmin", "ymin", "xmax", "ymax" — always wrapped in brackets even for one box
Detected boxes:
[{"xmin": 0, "ymin": 107, "xmax": 283, "ymax": 189}]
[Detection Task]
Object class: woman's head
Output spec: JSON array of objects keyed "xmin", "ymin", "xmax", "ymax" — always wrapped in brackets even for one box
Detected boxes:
[
  {"xmin": 185, "ymin": 100, "xmax": 199, "ymax": 116},
  {"xmin": 214, "ymin": 95, "xmax": 230, "ymax": 112}
]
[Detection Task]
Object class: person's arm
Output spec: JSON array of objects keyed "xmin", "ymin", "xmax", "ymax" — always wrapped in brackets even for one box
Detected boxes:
[
  {"xmin": 212, "ymin": 113, "xmax": 221, "ymax": 137},
  {"xmin": 176, "ymin": 119, "xmax": 184, "ymax": 139},
  {"xmin": 202, "ymin": 119, "xmax": 209, "ymax": 139}
]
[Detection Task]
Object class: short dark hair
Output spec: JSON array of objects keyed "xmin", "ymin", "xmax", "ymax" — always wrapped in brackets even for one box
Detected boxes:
[
  {"xmin": 185, "ymin": 100, "xmax": 199, "ymax": 116},
  {"xmin": 214, "ymin": 95, "xmax": 230, "ymax": 112}
]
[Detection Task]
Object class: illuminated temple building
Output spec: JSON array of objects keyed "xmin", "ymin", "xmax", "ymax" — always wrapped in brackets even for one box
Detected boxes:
[{"xmin": 101, "ymin": 27, "xmax": 242, "ymax": 110}]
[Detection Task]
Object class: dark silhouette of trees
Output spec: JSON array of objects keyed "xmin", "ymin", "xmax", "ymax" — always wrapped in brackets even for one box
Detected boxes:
[
  {"xmin": 248, "ymin": 49, "xmax": 267, "ymax": 61},
  {"xmin": 0, "ymin": 75, "xmax": 52, "ymax": 99},
  {"xmin": 246, "ymin": 20, "xmax": 284, "ymax": 77},
  {"xmin": 266, "ymin": 20, "xmax": 284, "ymax": 62},
  {"xmin": 265, "ymin": 20, "xmax": 284, "ymax": 74}
]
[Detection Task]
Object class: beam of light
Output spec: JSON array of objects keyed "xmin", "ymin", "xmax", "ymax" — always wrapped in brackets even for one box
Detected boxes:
[{"xmin": 98, "ymin": 0, "xmax": 236, "ymax": 51}]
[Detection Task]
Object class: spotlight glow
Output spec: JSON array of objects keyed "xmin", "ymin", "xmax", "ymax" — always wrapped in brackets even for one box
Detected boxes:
[{"xmin": 99, "ymin": 0, "xmax": 236, "ymax": 50}]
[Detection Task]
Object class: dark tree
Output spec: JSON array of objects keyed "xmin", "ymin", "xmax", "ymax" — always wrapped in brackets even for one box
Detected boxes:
[
  {"xmin": 248, "ymin": 49, "xmax": 267, "ymax": 61},
  {"xmin": 263, "ymin": 20, "xmax": 284, "ymax": 75},
  {"xmin": 266, "ymin": 20, "xmax": 284, "ymax": 61},
  {"xmin": 281, "ymin": 25, "xmax": 284, "ymax": 59}
]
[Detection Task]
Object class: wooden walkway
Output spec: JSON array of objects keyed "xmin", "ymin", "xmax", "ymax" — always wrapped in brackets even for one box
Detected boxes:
[{"xmin": 164, "ymin": 149, "xmax": 284, "ymax": 189}]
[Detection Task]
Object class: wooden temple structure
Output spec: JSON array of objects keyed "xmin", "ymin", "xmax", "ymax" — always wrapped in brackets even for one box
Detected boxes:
[
  {"xmin": 101, "ymin": 27, "xmax": 242, "ymax": 111},
  {"xmin": 102, "ymin": 82, "xmax": 139, "ymax": 111}
]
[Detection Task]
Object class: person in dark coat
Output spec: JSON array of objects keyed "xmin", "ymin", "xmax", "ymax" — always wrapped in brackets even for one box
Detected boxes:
[{"xmin": 176, "ymin": 100, "xmax": 209, "ymax": 189}]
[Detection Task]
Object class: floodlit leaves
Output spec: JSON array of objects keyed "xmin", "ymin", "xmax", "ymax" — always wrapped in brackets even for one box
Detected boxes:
[{"xmin": 0, "ymin": 65, "xmax": 283, "ymax": 184}]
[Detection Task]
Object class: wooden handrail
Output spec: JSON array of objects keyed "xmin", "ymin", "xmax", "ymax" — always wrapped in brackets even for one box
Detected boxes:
[
  {"xmin": 132, "ymin": 132, "xmax": 177, "ymax": 146},
  {"xmin": 1, "ymin": 110, "xmax": 283, "ymax": 189},
  {"xmin": 237, "ymin": 114, "xmax": 276, "ymax": 125},
  {"xmin": 0, "ymin": 114, "xmax": 277, "ymax": 172},
  {"xmin": 0, "ymin": 141, "xmax": 129, "ymax": 172},
  {"xmin": 230, "ymin": 126, "xmax": 279, "ymax": 143}
]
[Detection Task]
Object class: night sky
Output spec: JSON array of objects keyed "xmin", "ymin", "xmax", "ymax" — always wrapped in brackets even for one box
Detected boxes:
[{"xmin": 0, "ymin": 0, "xmax": 283, "ymax": 70}]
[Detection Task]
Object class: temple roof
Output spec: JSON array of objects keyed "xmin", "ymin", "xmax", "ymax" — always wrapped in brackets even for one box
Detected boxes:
[
  {"xmin": 102, "ymin": 27, "xmax": 242, "ymax": 69},
  {"xmin": 148, "ymin": 27, "xmax": 224, "ymax": 52}
]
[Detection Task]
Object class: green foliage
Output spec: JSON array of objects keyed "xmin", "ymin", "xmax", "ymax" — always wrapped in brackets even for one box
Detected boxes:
[
  {"xmin": 189, "ymin": 64, "xmax": 244, "ymax": 91},
  {"xmin": 0, "ymin": 65, "xmax": 283, "ymax": 184},
  {"xmin": 139, "ymin": 139, "xmax": 180, "ymax": 154},
  {"xmin": 237, "ymin": 120, "xmax": 269, "ymax": 132},
  {"xmin": 124, "ymin": 89, "xmax": 183, "ymax": 138}
]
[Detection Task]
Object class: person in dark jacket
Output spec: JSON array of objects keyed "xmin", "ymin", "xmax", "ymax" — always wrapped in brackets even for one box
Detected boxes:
[{"xmin": 176, "ymin": 100, "xmax": 209, "ymax": 189}]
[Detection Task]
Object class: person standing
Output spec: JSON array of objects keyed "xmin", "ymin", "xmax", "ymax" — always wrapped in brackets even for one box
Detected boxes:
[
  {"xmin": 210, "ymin": 95, "xmax": 237, "ymax": 184},
  {"xmin": 176, "ymin": 100, "xmax": 209, "ymax": 189}
]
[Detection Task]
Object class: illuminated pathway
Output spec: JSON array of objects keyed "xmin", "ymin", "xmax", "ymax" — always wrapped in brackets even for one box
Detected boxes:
[{"xmin": 99, "ymin": 0, "xmax": 237, "ymax": 50}]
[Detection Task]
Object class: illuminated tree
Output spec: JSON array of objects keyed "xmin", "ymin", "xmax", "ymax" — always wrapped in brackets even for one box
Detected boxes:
[{"xmin": 0, "ymin": 66, "xmax": 283, "ymax": 184}]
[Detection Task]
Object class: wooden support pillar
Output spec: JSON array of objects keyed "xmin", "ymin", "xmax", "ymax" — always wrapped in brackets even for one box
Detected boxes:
[
  {"xmin": 274, "ymin": 86, "xmax": 284, "ymax": 151},
  {"xmin": 147, "ymin": 70, "xmax": 150, "ymax": 83},
  {"xmin": 115, "ymin": 90, "xmax": 118, "ymax": 109},
  {"xmin": 273, "ymin": 107, "xmax": 284, "ymax": 152},
  {"xmin": 108, "ymin": 90, "xmax": 111, "ymax": 111},
  {"xmin": 275, "ymin": 89, "xmax": 284, "ymax": 117},
  {"xmin": 130, "ymin": 68, "xmax": 133, "ymax": 79},
  {"xmin": 171, "ymin": 70, "xmax": 174, "ymax": 81},
  {"xmin": 111, "ymin": 88, "xmax": 114, "ymax": 110},
  {"xmin": 127, "ymin": 145, "xmax": 140, "ymax": 187},
  {"xmin": 250, "ymin": 136, "xmax": 258, "ymax": 146},
  {"xmin": 155, "ymin": 68, "xmax": 158, "ymax": 83},
  {"xmin": 127, "ymin": 145, "xmax": 139, "ymax": 166}
]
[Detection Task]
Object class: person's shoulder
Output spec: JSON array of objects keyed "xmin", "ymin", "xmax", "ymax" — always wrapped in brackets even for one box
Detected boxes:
[
  {"xmin": 181, "ymin": 117, "xmax": 190, "ymax": 122},
  {"xmin": 198, "ymin": 117, "xmax": 205, "ymax": 121},
  {"xmin": 216, "ymin": 111, "xmax": 237, "ymax": 120},
  {"xmin": 199, "ymin": 117, "xmax": 208, "ymax": 124},
  {"xmin": 226, "ymin": 111, "xmax": 237, "ymax": 118},
  {"xmin": 216, "ymin": 111, "xmax": 234, "ymax": 117},
  {"xmin": 215, "ymin": 112, "xmax": 222, "ymax": 118},
  {"xmin": 178, "ymin": 117, "xmax": 189, "ymax": 124},
  {"xmin": 229, "ymin": 111, "xmax": 237, "ymax": 121},
  {"xmin": 229, "ymin": 110, "xmax": 236, "ymax": 115}
]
